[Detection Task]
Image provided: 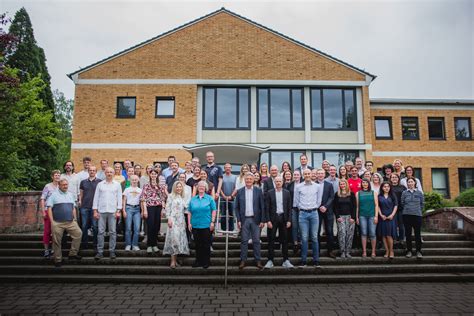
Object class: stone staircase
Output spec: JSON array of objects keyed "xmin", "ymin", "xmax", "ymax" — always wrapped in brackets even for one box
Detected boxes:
[{"xmin": 1, "ymin": 232, "xmax": 473, "ymax": 284}]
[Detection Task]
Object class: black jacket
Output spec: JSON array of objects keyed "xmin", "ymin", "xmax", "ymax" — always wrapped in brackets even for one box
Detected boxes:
[{"xmin": 265, "ymin": 188, "xmax": 292, "ymax": 223}]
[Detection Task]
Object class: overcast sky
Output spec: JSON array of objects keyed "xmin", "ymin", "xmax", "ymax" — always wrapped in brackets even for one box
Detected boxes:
[{"xmin": 2, "ymin": 0, "xmax": 473, "ymax": 100}]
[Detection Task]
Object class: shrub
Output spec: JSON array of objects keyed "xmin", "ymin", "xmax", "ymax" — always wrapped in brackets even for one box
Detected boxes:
[
  {"xmin": 441, "ymin": 199, "xmax": 458, "ymax": 208},
  {"xmin": 423, "ymin": 192, "xmax": 443, "ymax": 213},
  {"xmin": 455, "ymin": 188, "xmax": 474, "ymax": 207}
]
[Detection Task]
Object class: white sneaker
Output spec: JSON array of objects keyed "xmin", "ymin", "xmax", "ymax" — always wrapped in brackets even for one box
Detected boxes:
[
  {"xmin": 282, "ymin": 260, "xmax": 294, "ymax": 269},
  {"xmin": 88, "ymin": 229, "xmax": 93, "ymax": 237},
  {"xmin": 132, "ymin": 246, "xmax": 140, "ymax": 251},
  {"xmin": 210, "ymin": 246, "xmax": 214, "ymax": 252},
  {"xmin": 264, "ymin": 260, "xmax": 274, "ymax": 269},
  {"xmin": 248, "ymin": 239, "xmax": 253, "ymax": 244},
  {"xmin": 152, "ymin": 246, "xmax": 159, "ymax": 253},
  {"xmin": 139, "ymin": 231, "xmax": 145, "ymax": 237},
  {"xmin": 147, "ymin": 247, "xmax": 153, "ymax": 254},
  {"xmin": 142, "ymin": 236, "xmax": 147, "ymax": 244},
  {"xmin": 125, "ymin": 245, "xmax": 131, "ymax": 251}
]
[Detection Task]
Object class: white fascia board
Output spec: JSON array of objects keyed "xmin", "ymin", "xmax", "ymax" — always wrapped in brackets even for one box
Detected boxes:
[{"xmin": 372, "ymin": 151, "xmax": 474, "ymax": 157}]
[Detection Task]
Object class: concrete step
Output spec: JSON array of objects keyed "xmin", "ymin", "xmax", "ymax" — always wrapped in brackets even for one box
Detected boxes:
[
  {"xmin": 2, "ymin": 255, "xmax": 473, "ymax": 266},
  {"xmin": 2, "ymin": 240, "xmax": 473, "ymax": 249},
  {"xmin": 0, "ymin": 232, "xmax": 466, "ymax": 242},
  {"xmin": 1, "ymin": 248, "xmax": 474, "ymax": 258},
  {"xmin": 2, "ymin": 272, "xmax": 474, "ymax": 284}
]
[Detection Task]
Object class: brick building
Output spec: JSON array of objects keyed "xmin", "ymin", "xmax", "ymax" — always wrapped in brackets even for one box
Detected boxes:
[{"xmin": 68, "ymin": 8, "xmax": 473, "ymax": 199}]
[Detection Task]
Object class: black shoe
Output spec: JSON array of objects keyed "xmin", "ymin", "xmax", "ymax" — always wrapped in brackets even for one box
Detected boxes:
[
  {"xmin": 94, "ymin": 253, "xmax": 103, "ymax": 261},
  {"xmin": 313, "ymin": 261, "xmax": 321, "ymax": 268},
  {"xmin": 68, "ymin": 255, "xmax": 82, "ymax": 260},
  {"xmin": 202, "ymin": 264, "xmax": 209, "ymax": 269},
  {"xmin": 54, "ymin": 261, "xmax": 62, "ymax": 268},
  {"xmin": 192, "ymin": 261, "xmax": 200, "ymax": 268},
  {"xmin": 110, "ymin": 252, "xmax": 116, "ymax": 260}
]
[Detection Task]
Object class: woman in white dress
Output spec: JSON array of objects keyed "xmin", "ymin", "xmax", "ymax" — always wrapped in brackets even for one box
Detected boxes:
[{"xmin": 163, "ymin": 181, "xmax": 190, "ymax": 268}]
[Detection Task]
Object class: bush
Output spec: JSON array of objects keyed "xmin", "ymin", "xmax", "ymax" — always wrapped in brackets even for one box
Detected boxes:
[
  {"xmin": 441, "ymin": 199, "xmax": 458, "ymax": 208},
  {"xmin": 455, "ymin": 188, "xmax": 474, "ymax": 207},
  {"xmin": 423, "ymin": 192, "xmax": 444, "ymax": 213}
]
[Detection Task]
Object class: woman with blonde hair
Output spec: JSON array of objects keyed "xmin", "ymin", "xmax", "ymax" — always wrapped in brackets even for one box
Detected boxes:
[
  {"xmin": 334, "ymin": 179, "xmax": 356, "ymax": 258},
  {"xmin": 393, "ymin": 159, "xmax": 405, "ymax": 178},
  {"xmin": 140, "ymin": 164, "xmax": 153, "ymax": 188},
  {"xmin": 163, "ymin": 181, "xmax": 190, "ymax": 268},
  {"xmin": 260, "ymin": 162, "xmax": 269, "ymax": 182},
  {"xmin": 235, "ymin": 164, "xmax": 250, "ymax": 191}
]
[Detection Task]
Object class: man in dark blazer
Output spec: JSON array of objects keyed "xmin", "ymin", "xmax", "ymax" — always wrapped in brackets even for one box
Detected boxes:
[
  {"xmin": 264, "ymin": 176, "xmax": 294, "ymax": 269},
  {"xmin": 234, "ymin": 172, "xmax": 266, "ymax": 270},
  {"xmin": 294, "ymin": 154, "xmax": 314, "ymax": 175},
  {"xmin": 316, "ymin": 169, "xmax": 336, "ymax": 258},
  {"xmin": 262, "ymin": 164, "xmax": 279, "ymax": 196}
]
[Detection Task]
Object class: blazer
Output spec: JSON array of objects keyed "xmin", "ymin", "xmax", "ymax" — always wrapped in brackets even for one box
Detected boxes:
[
  {"xmin": 265, "ymin": 188, "xmax": 292, "ymax": 223},
  {"xmin": 295, "ymin": 165, "xmax": 314, "ymax": 175},
  {"xmin": 234, "ymin": 186, "xmax": 266, "ymax": 224},
  {"xmin": 318, "ymin": 180, "xmax": 335, "ymax": 212},
  {"xmin": 262, "ymin": 177, "xmax": 275, "ymax": 196}
]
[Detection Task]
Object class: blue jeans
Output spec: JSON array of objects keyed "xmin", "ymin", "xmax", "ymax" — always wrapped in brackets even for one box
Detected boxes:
[
  {"xmin": 125, "ymin": 205, "xmax": 141, "ymax": 247},
  {"xmin": 80, "ymin": 207, "xmax": 98, "ymax": 249},
  {"xmin": 291, "ymin": 208, "xmax": 300, "ymax": 243},
  {"xmin": 299, "ymin": 211, "xmax": 320, "ymax": 263},
  {"xmin": 359, "ymin": 216, "xmax": 376, "ymax": 238}
]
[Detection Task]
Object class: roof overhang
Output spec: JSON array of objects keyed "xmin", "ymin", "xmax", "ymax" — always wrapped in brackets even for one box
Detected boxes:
[{"xmin": 183, "ymin": 144, "xmax": 269, "ymax": 164}]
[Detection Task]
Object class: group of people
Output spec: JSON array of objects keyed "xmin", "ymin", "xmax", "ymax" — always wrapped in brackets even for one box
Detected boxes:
[{"xmin": 41, "ymin": 152, "xmax": 425, "ymax": 269}]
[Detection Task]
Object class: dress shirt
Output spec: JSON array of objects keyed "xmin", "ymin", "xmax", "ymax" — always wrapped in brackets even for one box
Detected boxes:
[
  {"xmin": 316, "ymin": 180, "xmax": 325, "ymax": 207},
  {"xmin": 275, "ymin": 189, "xmax": 284, "ymax": 214},
  {"xmin": 92, "ymin": 180, "xmax": 123, "ymax": 213},
  {"xmin": 325, "ymin": 176, "xmax": 339, "ymax": 195},
  {"xmin": 293, "ymin": 181, "xmax": 321, "ymax": 210},
  {"xmin": 76, "ymin": 170, "xmax": 89, "ymax": 182},
  {"xmin": 245, "ymin": 187, "xmax": 254, "ymax": 217},
  {"xmin": 60, "ymin": 173, "xmax": 80, "ymax": 201}
]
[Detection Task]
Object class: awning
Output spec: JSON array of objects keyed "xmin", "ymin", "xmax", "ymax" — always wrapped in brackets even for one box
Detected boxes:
[{"xmin": 183, "ymin": 144, "xmax": 269, "ymax": 164}]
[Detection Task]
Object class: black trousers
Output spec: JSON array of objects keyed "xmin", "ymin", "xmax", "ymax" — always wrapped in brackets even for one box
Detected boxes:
[
  {"xmin": 403, "ymin": 214, "xmax": 422, "ymax": 253},
  {"xmin": 318, "ymin": 210, "xmax": 335, "ymax": 252},
  {"xmin": 268, "ymin": 215, "xmax": 289, "ymax": 261},
  {"xmin": 193, "ymin": 228, "xmax": 211, "ymax": 266},
  {"xmin": 146, "ymin": 205, "xmax": 162, "ymax": 247}
]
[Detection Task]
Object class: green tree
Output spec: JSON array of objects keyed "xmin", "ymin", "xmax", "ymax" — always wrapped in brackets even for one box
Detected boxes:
[
  {"xmin": 6, "ymin": 7, "xmax": 54, "ymax": 112},
  {"xmin": 53, "ymin": 89, "xmax": 74, "ymax": 165}
]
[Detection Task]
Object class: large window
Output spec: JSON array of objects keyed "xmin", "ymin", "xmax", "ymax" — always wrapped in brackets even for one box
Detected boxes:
[
  {"xmin": 402, "ymin": 117, "xmax": 419, "ymax": 140},
  {"xmin": 203, "ymin": 87, "xmax": 250, "ymax": 129},
  {"xmin": 116, "ymin": 97, "xmax": 136, "ymax": 118},
  {"xmin": 432, "ymin": 168, "xmax": 449, "ymax": 198},
  {"xmin": 455, "ymin": 117, "xmax": 472, "ymax": 140},
  {"xmin": 258, "ymin": 88, "xmax": 304, "ymax": 129},
  {"xmin": 428, "ymin": 117, "xmax": 445, "ymax": 140},
  {"xmin": 311, "ymin": 88, "xmax": 356, "ymax": 130},
  {"xmin": 312, "ymin": 151, "xmax": 358, "ymax": 169},
  {"xmin": 155, "ymin": 97, "xmax": 175, "ymax": 118},
  {"xmin": 374, "ymin": 117, "xmax": 393, "ymax": 140},
  {"xmin": 259, "ymin": 151, "xmax": 305, "ymax": 171},
  {"xmin": 459, "ymin": 168, "xmax": 474, "ymax": 192}
]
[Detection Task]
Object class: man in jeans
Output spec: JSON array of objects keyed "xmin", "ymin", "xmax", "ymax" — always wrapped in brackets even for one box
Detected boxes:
[
  {"xmin": 293, "ymin": 169, "xmax": 322, "ymax": 267},
  {"xmin": 93, "ymin": 167, "xmax": 122, "ymax": 260},
  {"xmin": 47, "ymin": 179, "xmax": 82, "ymax": 267},
  {"xmin": 79, "ymin": 165, "xmax": 102, "ymax": 252}
]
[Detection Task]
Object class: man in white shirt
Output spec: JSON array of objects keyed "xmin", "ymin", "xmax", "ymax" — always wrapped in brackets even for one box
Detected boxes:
[
  {"xmin": 96, "ymin": 159, "xmax": 108, "ymax": 180},
  {"xmin": 61, "ymin": 160, "xmax": 80, "ymax": 202},
  {"xmin": 293, "ymin": 169, "xmax": 322, "ymax": 267},
  {"xmin": 93, "ymin": 167, "xmax": 122, "ymax": 260},
  {"xmin": 76, "ymin": 156, "xmax": 92, "ymax": 182}
]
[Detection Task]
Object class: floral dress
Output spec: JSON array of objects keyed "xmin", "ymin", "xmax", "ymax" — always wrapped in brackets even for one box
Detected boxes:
[{"xmin": 163, "ymin": 194, "xmax": 190, "ymax": 256}]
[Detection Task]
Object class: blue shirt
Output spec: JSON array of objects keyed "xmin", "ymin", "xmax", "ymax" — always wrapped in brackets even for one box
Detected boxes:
[
  {"xmin": 188, "ymin": 194, "xmax": 216, "ymax": 229},
  {"xmin": 46, "ymin": 190, "xmax": 76, "ymax": 222}
]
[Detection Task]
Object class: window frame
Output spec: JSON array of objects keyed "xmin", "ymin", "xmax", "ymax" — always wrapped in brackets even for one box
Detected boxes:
[
  {"xmin": 155, "ymin": 96, "xmax": 176, "ymax": 118},
  {"xmin": 310, "ymin": 87, "xmax": 358, "ymax": 131},
  {"xmin": 454, "ymin": 117, "xmax": 472, "ymax": 141},
  {"xmin": 202, "ymin": 87, "xmax": 251, "ymax": 130},
  {"xmin": 259, "ymin": 151, "xmax": 306, "ymax": 170},
  {"xmin": 458, "ymin": 168, "xmax": 474, "ymax": 193},
  {"xmin": 311, "ymin": 150, "xmax": 359, "ymax": 168},
  {"xmin": 431, "ymin": 168, "xmax": 450, "ymax": 199},
  {"xmin": 116, "ymin": 96, "xmax": 136, "ymax": 119},
  {"xmin": 401, "ymin": 116, "xmax": 420, "ymax": 140},
  {"xmin": 428, "ymin": 117, "xmax": 446, "ymax": 140},
  {"xmin": 257, "ymin": 87, "xmax": 305, "ymax": 130},
  {"xmin": 374, "ymin": 116, "xmax": 393, "ymax": 140}
]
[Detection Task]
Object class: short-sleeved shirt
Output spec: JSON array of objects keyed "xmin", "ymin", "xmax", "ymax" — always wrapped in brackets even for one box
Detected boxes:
[
  {"xmin": 46, "ymin": 190, "xmax": 76, "ymax": 222},
  {"xmin": 348, "ymin": 178, "xmax": 362, "ymax": 194},
  {"xmin": 204, "ymin": 164, "xmax": 223, "ymax": 190},
  {"xmin": 41, "ymin": 183, "xmax": 58, "ymax": 211},
  {"xmin": 79, "ymin": 177, "xmax": 102, "ymax": 209},
  {"xmin": 123, "ymin": 186, "xmax": 142, "ymax": 206},
  {"xmin": 188, "ymin": 194, "xmax": 216, "ymax": 229},
  {"xmin": 222, "ymin": 174, "xmax": 237, "ymax": 196}
]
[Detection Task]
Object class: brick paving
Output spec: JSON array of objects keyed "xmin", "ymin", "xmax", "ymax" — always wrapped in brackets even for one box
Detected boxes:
[{"xmin": 0, "ymin": 282, "xmax": 473, "ymax": 315}]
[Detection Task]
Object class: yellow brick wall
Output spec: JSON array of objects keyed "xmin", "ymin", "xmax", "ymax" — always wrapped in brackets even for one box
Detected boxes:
[{"xmin": 78, "ymin": 12, "xmax": 365, "ymax": 82}]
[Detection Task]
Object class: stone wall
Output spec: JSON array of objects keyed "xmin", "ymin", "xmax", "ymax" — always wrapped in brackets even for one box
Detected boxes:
[
  {"xmin": 0, "ymin": 192, "xmax": 42, "ymax": 233},
  {"xmin": 423, "ymin": 207, "xmax": 474, "ymax": 239}
]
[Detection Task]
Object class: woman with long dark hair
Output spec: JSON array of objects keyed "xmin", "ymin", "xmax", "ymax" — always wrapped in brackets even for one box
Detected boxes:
[{"xmin": 377, "ymin": 182, "xmax": 398, "ymax": 259}]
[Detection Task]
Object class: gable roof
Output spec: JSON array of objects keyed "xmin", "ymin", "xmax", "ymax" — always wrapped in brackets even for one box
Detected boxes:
[{"xmin": 68, "ymin": 7, "xmax": 376, "ymax": 81}]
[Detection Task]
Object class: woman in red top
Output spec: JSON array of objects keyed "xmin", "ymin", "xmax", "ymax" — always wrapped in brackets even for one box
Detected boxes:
[{"xmin": 348, "ymin": 166, "xmax": 362, "ymax": 194}]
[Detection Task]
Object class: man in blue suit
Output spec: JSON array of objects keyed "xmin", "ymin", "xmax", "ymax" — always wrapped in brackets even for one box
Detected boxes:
[{"xmin": 234, "ymin": 172, "xmax": 266, "ymax": 270}]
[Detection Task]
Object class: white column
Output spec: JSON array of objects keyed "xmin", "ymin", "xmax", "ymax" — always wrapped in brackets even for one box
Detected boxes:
[
  {"xmin": 304, "ymin": 87, "xmax": 311, "ymax": 143},
  {"xmin": 251, "ymin": 86, "xmax": 257, "ymax": 143},
  {"xmin": 356, "ymin": 87, "xmax": 364, "ymax": 144},
  {"xmin": 196, "ymin": 86, "xmax": 203, "ymax": 143}
]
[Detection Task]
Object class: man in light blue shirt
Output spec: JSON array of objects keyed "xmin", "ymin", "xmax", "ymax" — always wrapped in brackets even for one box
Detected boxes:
[
  {"xmin": 47, "ymin": 179, "xmax": 83, "ymax": 267},
  {"xmin": 293, "ymin": 169, "xmax": 321, "ymax": 268}
]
